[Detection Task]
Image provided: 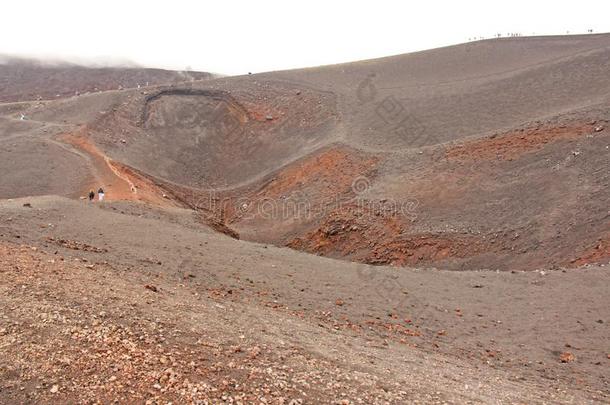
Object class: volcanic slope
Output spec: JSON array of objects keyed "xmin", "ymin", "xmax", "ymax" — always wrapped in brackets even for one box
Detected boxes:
[
  {"xmin": 23, "ymin": 33, "xmax": 606, "ymax": 271},
  {"xmin": 1, "ymin": 35, "xmax": 610, "ymax": 403},
  {"xmin": 1, "ymin": 35, "xmax": 609, "ymax": 270}
]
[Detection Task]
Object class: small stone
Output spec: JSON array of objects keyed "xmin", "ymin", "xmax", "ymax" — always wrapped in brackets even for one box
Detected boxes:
[
  {"xmin": 248, "ymin": 346, "xmax": 261, "ymax": 359},
  {"xmin": 50, "ymin": 385, "xmax": 59, "ymax": 393},
  {"xmin": 559, "ymin": 352, "xmax": 575, "ymax": 363}
]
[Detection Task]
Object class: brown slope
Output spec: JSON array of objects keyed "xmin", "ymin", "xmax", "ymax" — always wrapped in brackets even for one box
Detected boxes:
[{"xmin": 1, "ymin": 197, "xmax": 609, "ymax": 401}]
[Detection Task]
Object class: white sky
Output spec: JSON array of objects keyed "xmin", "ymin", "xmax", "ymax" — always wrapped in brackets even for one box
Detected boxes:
[{"xmin": 1, "ymin": 0, "xmax": 608, "ymax": 75}]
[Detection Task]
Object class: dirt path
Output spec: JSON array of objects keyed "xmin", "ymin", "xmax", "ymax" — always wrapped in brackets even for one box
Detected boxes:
[{"xmin": 57, "ymin": 128, "xmax": 173, "ymax": 206}]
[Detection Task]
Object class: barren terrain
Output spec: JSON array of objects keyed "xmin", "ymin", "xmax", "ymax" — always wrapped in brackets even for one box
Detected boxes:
[{"xmin": 1, "ymin": 35, "xmax": 609, "ymax": 403}]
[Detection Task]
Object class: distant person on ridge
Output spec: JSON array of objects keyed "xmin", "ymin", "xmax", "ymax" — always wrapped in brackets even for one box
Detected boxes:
[
  {"xmin": 88, "ymin": 190, "xmax": 95, "ymax": 202},
  {"xmin": 98, "ymin": 187, "xmax": 105, "ymax": 201}
]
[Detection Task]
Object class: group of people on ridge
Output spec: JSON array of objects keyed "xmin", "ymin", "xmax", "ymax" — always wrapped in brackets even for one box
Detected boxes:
[{"xmin": 88, "ymin": 187, "xmax": 105, "ymax": 202}]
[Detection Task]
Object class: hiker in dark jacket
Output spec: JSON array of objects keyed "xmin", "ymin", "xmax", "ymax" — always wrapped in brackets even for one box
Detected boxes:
[{"xmin": 88, "ymin": 190, "xmax": 95, "ymax": 201}]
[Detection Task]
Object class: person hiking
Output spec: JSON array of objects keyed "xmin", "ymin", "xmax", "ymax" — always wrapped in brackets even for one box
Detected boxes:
[
  {"xmin": 88, "ymin": 190, "xmax": 95, "ymax": 202},
  {"xmin": 98, "ymin": 187, "xmax": 105, "ymax": 201}
]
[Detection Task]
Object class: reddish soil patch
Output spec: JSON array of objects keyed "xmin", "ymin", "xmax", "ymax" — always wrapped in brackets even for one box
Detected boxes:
[
  {"xmin": 223, "ymin": 146, "xmax": 379, "ymax": 226},
  {"xmin": 568, "ymin": 234, "xmax": 610, "ymax": 267},
  {"xmin": 446, "ymin": 122, "xmax": 601, "ymax": 161},
  {"xmin": 287, "ymin": 204, "xmax": 403, "ymax": 257},
  {"xmin": 364, "ymin": 234, "xmax": 489, "ymax": 266},
  {"xmin": 255, "ymin": 147, "xmax": 378, "ymax": 199},
  {"xmin": 287, "ymin": 202, "xmax": 491, "ymax": 267}
]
